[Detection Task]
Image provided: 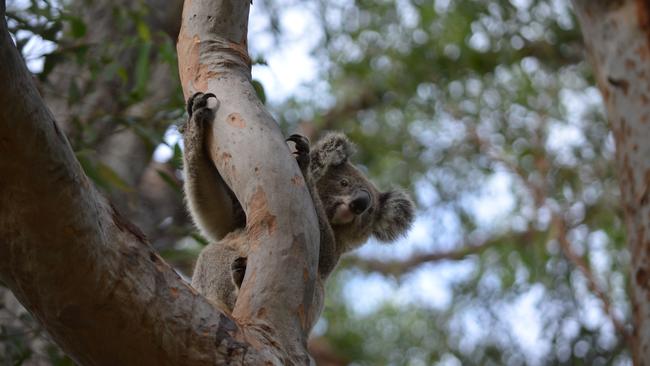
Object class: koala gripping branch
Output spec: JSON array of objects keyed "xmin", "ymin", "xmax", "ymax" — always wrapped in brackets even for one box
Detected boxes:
[{"xmin": 177, "ymin": 0, "xmax": 320, "ymax": 364}]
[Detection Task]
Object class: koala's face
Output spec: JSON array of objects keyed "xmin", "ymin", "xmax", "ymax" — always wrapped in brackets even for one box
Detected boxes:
[
  {"xmin": 310, "ymin": 132, "xmax": 416, "ymax": 252},
  {"xmin": 316, "ymin": 163, "xmax": 380, "ymax": 249}
]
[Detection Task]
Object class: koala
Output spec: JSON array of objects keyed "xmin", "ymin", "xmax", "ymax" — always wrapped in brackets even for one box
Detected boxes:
[{"xmin": 182, "ymin": 92, "xmax": 415, "ymax": 325}]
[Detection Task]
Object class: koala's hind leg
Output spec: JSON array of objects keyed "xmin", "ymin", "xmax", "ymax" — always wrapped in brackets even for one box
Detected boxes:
[{"xmin": 182, "ymin": 92, "xmax": 244, "ymax": 243}]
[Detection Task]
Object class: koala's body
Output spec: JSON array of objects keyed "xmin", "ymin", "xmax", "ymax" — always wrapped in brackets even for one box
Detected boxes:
[{"xmin": 182, "ymin": 93, "xmax": 415, "ymax": 329}]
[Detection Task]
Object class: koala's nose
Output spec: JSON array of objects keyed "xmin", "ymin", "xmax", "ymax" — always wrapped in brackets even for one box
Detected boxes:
[{"xmin": 350, "ymin": 190, "xmax": 371, "ymax": 215}]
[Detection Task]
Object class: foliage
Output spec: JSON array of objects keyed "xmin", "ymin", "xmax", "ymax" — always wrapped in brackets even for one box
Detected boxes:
[
  {"xmin": 1, "ymin": 0, "xmax": 633, "ymax": 364},
  {"xmin": 269, "ymin": 0, "xmax": 630, "ymax": 364}
]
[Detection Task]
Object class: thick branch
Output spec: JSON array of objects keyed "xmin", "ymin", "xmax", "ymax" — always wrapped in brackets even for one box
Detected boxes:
[
  {"xmin": 0, "ymin": 9, "xmax": 272, "ymax": 366},
  {"xmin": 177, "ymin": 0, "xmax": 320, "ymax": 363}
]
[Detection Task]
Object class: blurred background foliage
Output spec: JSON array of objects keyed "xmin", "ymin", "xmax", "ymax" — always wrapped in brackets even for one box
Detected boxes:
[{"xmin": 1, "ymin": 0, "xmax": 631, "ymax": 365}]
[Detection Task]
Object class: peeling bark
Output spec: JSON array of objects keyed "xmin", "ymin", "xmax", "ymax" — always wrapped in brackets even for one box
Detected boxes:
[
  {"xmin": 0, "ymin": 0, "xmax": 317, "ymax": 364},
  {"xmin": 572, "ymin": 1, "xmax": 650, "ymax": 363}
]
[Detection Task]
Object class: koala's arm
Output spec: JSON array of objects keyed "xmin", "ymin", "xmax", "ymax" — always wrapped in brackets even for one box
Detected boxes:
[
  {"xmin": 287, "ymin": 135, "xmax": 338, "ymax": 278},
  {"xmin": 311, "ymin": 187, "xmax": 339, "ymax": 277},
  {"xmin": 182, "ymin": 93, "xmax": 244, "ymax": 243}
]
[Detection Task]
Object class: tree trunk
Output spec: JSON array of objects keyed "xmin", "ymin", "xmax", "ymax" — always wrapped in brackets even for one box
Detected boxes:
[
  {"xmin": 176, "ymin": 0, "xmax": 320, "ymax": 361},
  {"xmin": 572, "ymin": 1, "xmax": 650, "ymax": 363},
  {"xmin": 0, "ymin": 0, "xmax": 318, "ymax": 364}
]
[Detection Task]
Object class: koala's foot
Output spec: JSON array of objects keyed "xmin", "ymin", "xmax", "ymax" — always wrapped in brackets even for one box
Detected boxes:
[
  {"xmin": 187, "ymin": 92, "xmax": 217, "ymax": 117},
  {"xmin": 231, "ymin": 256, "xmax": 247, "ymax": 289},
  {"xmin": 287, "ymin": 134, "xmax": 311, "ymax": 175},
  {"xmin": 179, "ymin": 92, "xmax": 218, "ymax": 134}
]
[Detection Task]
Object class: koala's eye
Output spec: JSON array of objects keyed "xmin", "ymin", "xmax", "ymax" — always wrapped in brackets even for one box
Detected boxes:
[{"xmin": 340, "ymin": 179, "xmax": 349, "ymax": 187}]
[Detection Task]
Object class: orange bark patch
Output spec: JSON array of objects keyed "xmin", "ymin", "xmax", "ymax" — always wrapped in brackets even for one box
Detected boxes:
[
  {"xmin": 227, "ymin": 113, "xmax": 246, "ymax": 128},
  {"xmin": 637, "ymin": 0, "xmax": 650, "ymax": 30},
  {"xmin": 246, "ymin": 186, "xmax": 277, "ymax": 241},
  {"xmin": 221, "ymin": 152, "xmax": 232, "ymax": 164},
  {"xmin": 170, "ymin": 287, "xmax": 179, "ymax": 299},
  {"xmin": 297, "ymin": 303, "xmax": 306, "ymax": 330},
  {"xmin": 303, "ymin": 267, "xmax": 309, "ymax": 281},
  {"xmin": 256, "ymin": 307, "xmax": 267, "ymax": 318},
  {"xmin": 291, "ymin": 175, "xmax": 304, "ymax": 186}
]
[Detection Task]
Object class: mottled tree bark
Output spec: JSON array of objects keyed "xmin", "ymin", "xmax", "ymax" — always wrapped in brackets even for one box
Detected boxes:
[
  {"xmin": 572, "ymin": 1, "xmax": 650, "ymax": 363},
  {"xmin": 177, "ymin": 0, "xmax": 320, "ymax": 363},
  {"xmin": 0, "ymin": 0, "xmax": 318, "ymax": 364}
]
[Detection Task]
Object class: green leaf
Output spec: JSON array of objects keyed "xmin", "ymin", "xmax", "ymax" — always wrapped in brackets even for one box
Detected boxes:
[
  {"xmin": 156, "ymin": 169, "xmax": 182, "ymax": 194},
  {"xmin": 96, "ymin": 162, "xmax": 132, "ymax": 192},
  {"xmin": 130, "ymin": 41, "xmax": 152, "ymax": 100},
  {"xmin": 136, "ymin": 21, "xmax": 151, "ymax": 42},
  {"xmin": 251, "ymin": 79, "xmax": 266, "ymax": 104},
  {"xmin": 39, "ymin": 52, "xmax": 63, "ymax": 80},
  {"xmin": 66, "ymin": 15, "xmax": 86, "ymax": 38}
]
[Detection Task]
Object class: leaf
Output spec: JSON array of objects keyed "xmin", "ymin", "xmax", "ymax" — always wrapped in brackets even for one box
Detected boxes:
[
  {"xmin": 170, "ymin": 143, "xmax": 184, "ymax": 170},
  {"xmin": 251, "ymin": 79, "xmax": 266, "ymax": 104},
  {"xmin": 96, "ymin": 162, "xmax": 132, "ymax": 192},
  {"xmin": 136, "ymin": 21, "xmax": 151, "ymax": 42},
  {"xmin": 156, "ymin": 169, "xmax": 182, "ymax": 194},
  {"xmin": 39, "ymin": 52, "xmax": 63, "ymax": 80},
  {"xmin": 67, "ymin": 80, "xmax": 80, "ymax": 107},
  {"xmin": 130, "ymin": 41, "xmax": 152, "ymax": 100},
  {"xmin": 67, "ymin": 16, "xmax": 86, "ymax": 38}
]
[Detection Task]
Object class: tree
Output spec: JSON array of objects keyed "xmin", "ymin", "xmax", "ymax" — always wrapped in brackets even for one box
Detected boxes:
[
  {"xmin": 0, "ymin": 0, "xmax": 319, "ymax": 364},
  {"xmin": 572, "ymin": 1, "xmax": 650, "ymax": 363},
  {"xmin": 3, "ymin": 0, "xmax": 646, "ymax": 364}
]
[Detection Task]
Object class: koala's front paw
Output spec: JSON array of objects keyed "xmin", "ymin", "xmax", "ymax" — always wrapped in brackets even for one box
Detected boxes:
[
  {"xmin": 187, "ymin": 92, "xmax": 217, "ymax": 117},
  {"xmin": 180, "ymin": 92, "xmax": 219, "ymax": 135},
  {"xmin": 230, "ymin": 257, "xmax": 247, "ymax": 289},
  {"xmin": 287, "ymin": 134, "xmax": 311, "ymax": 174}
]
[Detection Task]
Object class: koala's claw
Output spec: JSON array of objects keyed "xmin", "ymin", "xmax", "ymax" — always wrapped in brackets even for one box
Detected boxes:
[
  {"xmin": 287, "ymin": 134, "xmax": 310, "ymax": 172},
  {"xmin": 187, "ymin": 92, "xmax": 217, "ymax": 117}
]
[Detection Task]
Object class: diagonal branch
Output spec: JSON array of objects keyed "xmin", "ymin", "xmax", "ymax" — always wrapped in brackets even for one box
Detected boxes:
[
  {"xmin": 0, "ymin": 1, "xmax": 312, "ymax": 364},
  {"xmin": 0, "ymin": 5, "xmax": 272, "ymax": 364}
]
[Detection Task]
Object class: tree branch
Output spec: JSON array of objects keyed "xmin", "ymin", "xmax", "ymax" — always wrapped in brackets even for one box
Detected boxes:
[
  {"xmin": 345, "ymin": 239, "xmax": 496, "ymax": 277},
  {"xmin": 177, "ymin": 0, "xmax": 320, "ymax": 363},
  {"xmin": 554, "ymin": 215, "xmax": 632, "ymax": 349},
  {"xmin": 0, "ymin": 4, "xmax": 276, "ymax": 365}
]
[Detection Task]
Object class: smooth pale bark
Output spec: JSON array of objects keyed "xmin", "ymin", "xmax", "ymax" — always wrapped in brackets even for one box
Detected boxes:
[
  {"xmin": 572, "ymin": 1, "xmax": 650, "ymax": 363},
  {"xmin": 0, "ymin": 1, "xmax": 315, "ymax": 364},
  {"xmin": 177, "ymin": 0, "xmax": 320, "ymax": 363}
]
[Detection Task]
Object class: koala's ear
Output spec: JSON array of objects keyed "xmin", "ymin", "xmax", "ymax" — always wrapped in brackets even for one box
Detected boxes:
[
  {"xmin": 373, "ymin": 189, "xmax": 415, "ymax": 242},
  {"xmin": 310, "ymin": 132, "xmax": 356, "ymax": 180}
]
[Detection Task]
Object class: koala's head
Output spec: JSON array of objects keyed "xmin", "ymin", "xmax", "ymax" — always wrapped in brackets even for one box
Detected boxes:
[{"xmin": 310, "ymin": 133, "xmax": 415, "ymax": 251}]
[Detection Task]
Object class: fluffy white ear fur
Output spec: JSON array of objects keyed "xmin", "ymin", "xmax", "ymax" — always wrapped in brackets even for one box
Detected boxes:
[
  {"xmin": 373, "ymin": 189, "xmax": 415, "ymax": 242},
  {"xmin": 310, "ymin": 132, "xmax": 356, "ymax": 181}
]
